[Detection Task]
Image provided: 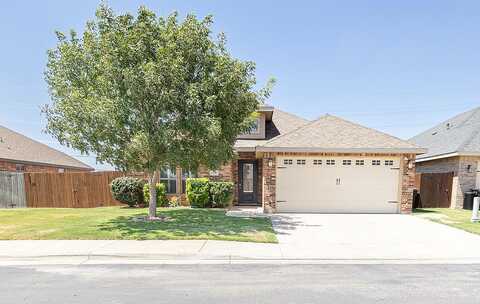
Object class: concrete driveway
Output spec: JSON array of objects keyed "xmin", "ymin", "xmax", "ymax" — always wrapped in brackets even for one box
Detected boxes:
[{"xmin": 272, "ymin": 213, "xmax": 480, "ymax": 261}]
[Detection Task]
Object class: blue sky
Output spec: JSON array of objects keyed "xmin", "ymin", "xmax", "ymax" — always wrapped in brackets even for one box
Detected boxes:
[{"xmin": 1, "ymin": 1, "xmax": 479, "ymax": 170}]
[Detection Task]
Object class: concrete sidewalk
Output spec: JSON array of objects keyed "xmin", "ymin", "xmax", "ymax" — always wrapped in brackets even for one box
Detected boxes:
[{"xmin": 2, "ymin": 214, "xmax": 480, "ymax": 265}]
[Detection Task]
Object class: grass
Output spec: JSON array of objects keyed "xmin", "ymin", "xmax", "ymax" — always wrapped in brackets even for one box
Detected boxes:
[
  {"xmin": 414, "ymin": 208, "xmax": 480, "ymax": 235},
  {"xmin": 0, "ymin": 207, "xmax": 277, "ymax": 243}
]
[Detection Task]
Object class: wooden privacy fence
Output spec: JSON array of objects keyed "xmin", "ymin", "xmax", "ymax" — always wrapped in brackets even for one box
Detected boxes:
[
  {"xmin": 415, "ymin": 172, "xmax": 454, "ymax": 208},
  {"xmin": 24, "ymin": 171, "xmax": 135, "ymax": 208},
  {"xmin": 0, "ymin": 172, "xmax": 27, "ymax": 208}
]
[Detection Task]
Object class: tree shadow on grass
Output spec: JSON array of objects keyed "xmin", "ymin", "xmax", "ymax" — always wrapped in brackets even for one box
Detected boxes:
[{"xmin": 97, "ymin": 208, "xmax": 274, "ymax": 240}]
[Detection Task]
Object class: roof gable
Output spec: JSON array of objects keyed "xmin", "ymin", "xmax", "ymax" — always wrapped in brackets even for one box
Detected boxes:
[
  {"xmin": 259, "ymin": 114, "xmax": 423, "ymax": 153},
  {"xmin": 409, "ymin": 107, "xmax": 480, "ymax": 159},
  {"xmin": 234, "ymin": 108, "xmax": 309, "ymax": 150},
  {"xmin": 0, "ymin": 125, "xmax": 93, "ymax": 170}
]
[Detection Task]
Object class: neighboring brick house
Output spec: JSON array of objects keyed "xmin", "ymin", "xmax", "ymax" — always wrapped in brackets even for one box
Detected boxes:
[
  {"xmin": 410, "ymin": 107, "xmax": 480, "ymax": 209},
  {"xmin": 197, "ymin": 105, "xmax": 424, "ymax": 214},
  {"xmin": 0, "ymin": 125, "xmax": 93, "ymax": 172}
]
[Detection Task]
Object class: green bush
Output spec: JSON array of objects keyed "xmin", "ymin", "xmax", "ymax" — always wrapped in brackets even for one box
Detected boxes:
[
  {"xmin": 186, "ymin": 178, "xmax": 210, "ymax": 208},
  {"xmin": 209, "ymin": 181, "xmax": 234, "ymax": 208},
  {"xmin": 110, "ymin": 177, "xmax": 145, "ymax": 207},
  {"xmin": 143, "ymin": 183, "xmax": 168, "ymax": 207}
]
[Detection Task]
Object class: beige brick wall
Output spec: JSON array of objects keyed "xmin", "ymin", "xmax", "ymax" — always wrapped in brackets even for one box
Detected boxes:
[{"xmin": 416, "ymin": 156, "xmax": 480, "ymax": 209}]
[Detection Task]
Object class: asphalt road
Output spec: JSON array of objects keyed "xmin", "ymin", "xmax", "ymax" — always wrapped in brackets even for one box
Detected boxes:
[{"xmin": 1, "ymin": 264, "xmax": 479, "ymax": 304}]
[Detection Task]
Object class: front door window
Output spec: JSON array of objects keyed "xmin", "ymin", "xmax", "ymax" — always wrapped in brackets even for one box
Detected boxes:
[{"xmin": 243, "ymin": 163, "xmax": 254, "ymax": 193}]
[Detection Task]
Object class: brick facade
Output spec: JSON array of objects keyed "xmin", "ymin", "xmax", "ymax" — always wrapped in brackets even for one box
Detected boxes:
[
  {"xmin": 416, "ymin": 156, "xmax": 480, "ymax": 209},
  {"xmin": 0, "ymin": 160, "xmax": 90, "ymax": 173},
  {"xmin": 198, "ymin": 152, "xmax": 262, "ymax": 205},
  {"xmin": 400, "ymin": 154, "xmax": 416, "ymax": 214}
]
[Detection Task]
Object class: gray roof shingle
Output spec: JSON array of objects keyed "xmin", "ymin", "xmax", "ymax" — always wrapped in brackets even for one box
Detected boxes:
[
  {"xmin": 409, "ymin": 107, "xmax": 480, "ymax": 160},
  {"xmin": 259, "ymin": 114, "xmax": 424, "ymax": 153},
  {"xmin": 0, "ymin": 125, "xmax": 93, "ymax": 170}
]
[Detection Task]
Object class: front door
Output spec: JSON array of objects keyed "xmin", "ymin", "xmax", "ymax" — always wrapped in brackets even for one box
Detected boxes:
[{"xmin": 238, "ymin": 160, "xmax": 258, "ymax": 205}]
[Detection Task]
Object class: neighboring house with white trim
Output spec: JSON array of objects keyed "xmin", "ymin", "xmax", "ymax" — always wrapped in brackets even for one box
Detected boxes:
[{"xmin": 410, "ymin": 107, "xmax": 480, "ymax": 208}]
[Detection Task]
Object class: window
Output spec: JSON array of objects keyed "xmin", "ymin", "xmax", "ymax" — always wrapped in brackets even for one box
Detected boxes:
[
  {"xmin": 384, "ymin": 160, "xmax": 394, "ymax": 166},
  {"xmin": 58, "ymin": 168, "xmax": 65, "ymax": 173},
  {"xmin": 313, "ymin": 159, "xmax": 322, "ymax": 165},
  {"xmin": 160, "ymin": 167, "xmax": 177, "ymax": 193},
  {"xmin": 244, "ymin": 118, "xmax": 260, "ymax": 135},
  {"xmin": 283, "ymin": 159, "xmax": 293, "ymax": 165},
  {"xmin": 326, "ymin": 159, "xmax": 335, "ymax": 165},
  {"xmin": 297, "ymin": 159, "xmax": 306, "ymax": 165},
  {"xmin": 15, "ymin": 164, "xmax": 25, "ymax": 172},
  {"xmin": 182, "ymin": 169, "xmax": 197, "ymax": 193},
  {"xmin": 355, "ymin": 160, "xmax": 364, "ymax": 166},
  {"xmin": 342, "ymin": 160, "xmax": 352, "ymax": 166},
  {"xmin": 372, "ymin": 160, "xmax": 381, "ymax": 166}
]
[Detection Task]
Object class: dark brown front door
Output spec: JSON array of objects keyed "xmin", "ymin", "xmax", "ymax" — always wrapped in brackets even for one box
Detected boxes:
[{"xmin": 238, "ymin": 160, "xmax": 258, "ymax": 205}]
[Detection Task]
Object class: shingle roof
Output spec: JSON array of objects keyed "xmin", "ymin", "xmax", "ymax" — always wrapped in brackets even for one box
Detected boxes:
[
  {"xmin": 0, "ymin": 125, "xmax": 93, "ymax": 170},
  {"xmin": 234, "ymin": 108, "xmax": 309, "ymax": 149},
  {"xmin": 259, "ymin": 114, "xmax": 424, "ymax": 153},
  {"xmin": 409, "ymin": 107, "xmax": 480, "ymax": 160}
]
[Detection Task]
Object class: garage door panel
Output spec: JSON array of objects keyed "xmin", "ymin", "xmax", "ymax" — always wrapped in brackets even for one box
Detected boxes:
[{"xmin": 276, "ymin": 157, "xmax": 400, "ymax": 213}]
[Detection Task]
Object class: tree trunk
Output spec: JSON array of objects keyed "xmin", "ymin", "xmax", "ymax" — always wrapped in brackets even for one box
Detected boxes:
[{"xmin": 148, "ymin": 170, "xmax": 159, "ymax": 219}]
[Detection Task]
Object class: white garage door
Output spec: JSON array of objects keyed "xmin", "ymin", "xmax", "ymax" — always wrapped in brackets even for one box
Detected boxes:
[{"xmin": 276, "ymin": 156, "xmax": 401, "ymax": 213}]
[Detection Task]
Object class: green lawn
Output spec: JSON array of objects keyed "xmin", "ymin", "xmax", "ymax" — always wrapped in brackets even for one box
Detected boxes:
[
  {"xmin": 0, "ymin": 207, "xmax": 277, "ymax": 243},
  {"xmin": 414, "ymin": 208, "xmax": 480, "ymax": 235}
]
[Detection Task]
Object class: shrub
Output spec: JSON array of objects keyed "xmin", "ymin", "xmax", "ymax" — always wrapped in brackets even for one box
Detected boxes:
[
  {"xmin": 209, "ymin": 181, "xmax": 234, "ymax": 208},
  {"xmin": 186, "ymin": 178, "xmax": 210, "ymax": 208},
  {"xmin": 168, "ymin": 196, "xmax": 180, "ymax": 208},
  {"xmin": 143, "ymin": 183, "xmax": 169, "ymax": 207},
  {"xmin": 110, "ymin": 177, "xmax": 145, "ymax": 207}
]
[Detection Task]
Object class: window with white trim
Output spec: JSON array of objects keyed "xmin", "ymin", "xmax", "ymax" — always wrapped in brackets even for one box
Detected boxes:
[
  {"xmin": 283, "ymin": 159, "xmax": 293, "ymax": 165},
  {"xmin": 326, "ymin": 159, "xmax": 335, "ymax": 165},
  {"xmin": 297, "ymin": 159, "xmax": 306, "ymax": 165},
  {"xmin": 313, "ymin": 159, "xmax": 322, "ymax": 165},
  {"xmin": 342, "ymin": 160, "xmax": 352, "ymax": 166},
  {"xmin": 384, "ymin": 160, "xmax": 394, "ymax": 166},
  {"xmin": 355, "ymin": 160, "xmax": 364, "ymax": 166},
  {"xmin": 182, "ymin": 169, "xmax": 197, "ymax": 193},
  {"xmin": 160, "ymin": 167, "xmax": 177, "ymax": 193},
  {"xmin": 372, "ymin": 160, "xmax": 381, "ymax": 166}
]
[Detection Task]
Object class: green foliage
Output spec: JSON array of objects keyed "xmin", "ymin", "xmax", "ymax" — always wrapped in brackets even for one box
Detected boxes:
[
  {"xmin": 43, "ymin": 4, "xmax": 271, "ymax": 173},
  {"xmin": 110, "ymin": 177, "xmax": 144, "ymax": 207},
  {"xmin": 209, "ymin": 181, "xmax": 234, "ymax": 208},
  {"xmin": 143, "ymin": 183, "xmax": 168, "ymax": 207},
  {"xmin": 186, "ymin": 178, "xmax": 210, "ymax": 208}
]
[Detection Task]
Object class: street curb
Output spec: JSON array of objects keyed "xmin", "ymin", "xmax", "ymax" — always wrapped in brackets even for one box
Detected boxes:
[{"xmin": 2, "ymin": 254, "xmax": 480, "ymax": 266}]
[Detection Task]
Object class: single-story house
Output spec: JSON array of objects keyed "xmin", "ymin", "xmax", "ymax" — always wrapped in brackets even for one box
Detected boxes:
[
  {"xmin": 409, "ymin": 107, "xmax": 480, "ymax": 209},
  {"xmin": 197, "ymin": 105, "xmax": 425, "ymax": 214},
  {"xmin": 0, "ymin": 125, "xmax": 93, "ymax": 172}
]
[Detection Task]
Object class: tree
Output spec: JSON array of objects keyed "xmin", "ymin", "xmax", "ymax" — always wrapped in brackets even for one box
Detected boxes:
[{"xmin": 44, "ymin": 4, "xmax": 272, "ymax": 219}]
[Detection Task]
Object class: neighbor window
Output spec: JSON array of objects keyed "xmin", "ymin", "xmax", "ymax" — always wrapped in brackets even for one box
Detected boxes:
[
  {"xmin": 15, "ymin": 164, "xmax": 25, "ymax": 172},
  {"xmin": 297, "ymin": 159, "xmax": 306, "ymax": 165},
  {"xmin": 313, "ymin": 159, "xmax": 322, "ymax": 165},
  {"xmin": 342, "ymin": 160, "xmax": 352, "ymax": 166},
  {"xmin": 283, "ymin": 159, "xmax": 293, "ymax": 165},
  {"xmin": 326, "ymin": 159, "xmax": 335, "ymax": 165},
  {"xmin": 384, "ymin": 160, "xmax": 394, "ymax": 166},
  {"xmin": 372, "ymin": 160, "xmax": 381, "ymax": 166},
  {"xmin": 355, "ymin": 160, "xmax": 364, "ymax": 166},
  {"xmin": 58, "ymin": 168, "xmax": 65, "ymax": 173},
  {"xmin": 160, "ymin": 167, "xmax": 177, "ymax": 193}
]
